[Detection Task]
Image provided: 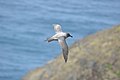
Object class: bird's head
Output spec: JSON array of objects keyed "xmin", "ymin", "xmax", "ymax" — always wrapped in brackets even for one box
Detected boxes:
[{"xmin": 66, "ymin": 33, "xmax": 73, "ymax": 38}]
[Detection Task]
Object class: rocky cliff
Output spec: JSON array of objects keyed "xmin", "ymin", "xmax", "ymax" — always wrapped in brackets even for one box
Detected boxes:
[{"xmin": 23, "ymin": 25, "xmax": 120, "ymax": 80}]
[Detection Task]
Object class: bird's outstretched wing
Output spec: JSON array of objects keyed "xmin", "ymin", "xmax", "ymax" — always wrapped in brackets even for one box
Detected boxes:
[
  {"xmin": 58, "ymin": 37, "xmax": 68, "ymax": 62},
  {"xmin": 53, "ymin": 24, "xmax": 62, "ymax": 33}
]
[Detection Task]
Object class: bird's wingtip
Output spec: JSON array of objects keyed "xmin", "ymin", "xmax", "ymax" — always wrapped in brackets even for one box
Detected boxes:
[{"xmin": 64, "ymin": 59, "xmax": 67, "ymax": 63}]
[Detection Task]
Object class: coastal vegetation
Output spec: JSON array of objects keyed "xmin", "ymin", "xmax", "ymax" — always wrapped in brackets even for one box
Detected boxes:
[{"xmin": 23, "ymin": 25, "xmax": 120, "ymax": 80}]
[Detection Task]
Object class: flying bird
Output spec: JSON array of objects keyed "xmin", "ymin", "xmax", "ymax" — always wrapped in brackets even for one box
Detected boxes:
[{"xmin": 46, "ymin": 24, "xmax": 72, "ymax": 62}]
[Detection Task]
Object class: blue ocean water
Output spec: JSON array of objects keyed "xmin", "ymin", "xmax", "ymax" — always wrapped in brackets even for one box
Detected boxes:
[{"xmin": 0, "ymin": 0, "xmax": 120, "ymax": 80}]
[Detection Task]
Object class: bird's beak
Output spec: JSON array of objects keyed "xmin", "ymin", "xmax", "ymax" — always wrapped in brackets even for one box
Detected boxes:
[{"xmin": 70, "ymin": 35, "xmax": 73, "ymax": 38}]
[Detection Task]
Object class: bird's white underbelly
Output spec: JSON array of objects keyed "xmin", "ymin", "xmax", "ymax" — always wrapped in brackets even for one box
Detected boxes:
[
  {"xmin": 53, "ymin": 32, "xmax": 66, "ymax": 39},
  {"xmin": 57, "ymin": 32, "xmax": 66, "ymax": 37}
]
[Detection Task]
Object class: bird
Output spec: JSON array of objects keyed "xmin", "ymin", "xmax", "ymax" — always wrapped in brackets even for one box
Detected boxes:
[{"xmin": 46, "ymin": 24, "xmax": 72, "ymax": 62}]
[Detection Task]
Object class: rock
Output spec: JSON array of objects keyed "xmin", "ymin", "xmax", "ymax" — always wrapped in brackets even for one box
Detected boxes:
[{"xmin": 23, "ymin": 25, "xmax": 120, "ymax": 80}]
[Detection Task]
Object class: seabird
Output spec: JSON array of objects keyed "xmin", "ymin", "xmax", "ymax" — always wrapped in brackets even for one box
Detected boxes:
[{"xmin": 46, "ymin": 24, "xmax": 72, "ymax": 62}]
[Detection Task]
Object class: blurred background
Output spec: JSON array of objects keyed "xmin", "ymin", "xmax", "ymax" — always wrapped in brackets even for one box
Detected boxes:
[{"xmin": 0, "ymin": 0, "xmax": 120, "ymax": 80}]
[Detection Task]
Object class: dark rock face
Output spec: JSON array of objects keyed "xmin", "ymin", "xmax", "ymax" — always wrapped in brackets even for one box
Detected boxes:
[{"xmin": 23, "ymin": 25, "xmax": 120, "ymax": 80}]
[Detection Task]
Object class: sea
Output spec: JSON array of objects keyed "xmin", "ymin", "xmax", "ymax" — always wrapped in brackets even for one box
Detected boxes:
[{"xmin": 0, "ymin": 0, "xmax": 120, "ymax": 80}]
